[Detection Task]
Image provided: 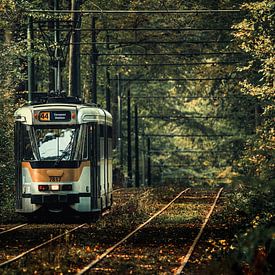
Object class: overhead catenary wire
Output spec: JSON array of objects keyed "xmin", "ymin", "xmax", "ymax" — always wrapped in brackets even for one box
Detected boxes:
[
  {"xmin": 40, "ymin": 40, "xmax": 234, "ymax": 45},
  {"xmin": 82, "ymin": 52, "xmax": 244, "ymax": 56},
  {"xmin": 145, "ymin": 134, "xmax": 235, "ymax": 137},
  {"xmin": 126, "ymin": 95, "xmax": 246, "ymax": 99},
  {"xmin": 98, "ymin": 61, "xmax": 243, "ymax": 67},
  {"xmin": 110, "ymin": 77, "xmax": 240, "ymax": 81},
  {"xmin": 149, "ymin": 149, "xmax": 232, "ymax": 154},
  {"xmin": 137, "ymin": 115, "xmax": 254, "ymax": 119},
  {"xmin": 34, "ymin": 27, "xmax": 243, "ymax": 32},
  {"xmin": 28, "ymin": 9, "xmax": 243, "ymax": 14}
]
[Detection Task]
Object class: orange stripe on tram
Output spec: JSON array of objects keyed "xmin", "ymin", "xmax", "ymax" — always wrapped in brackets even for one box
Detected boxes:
[{"xmin": 21, "ymin": 161, "xmax": 90, "ymax": 182}]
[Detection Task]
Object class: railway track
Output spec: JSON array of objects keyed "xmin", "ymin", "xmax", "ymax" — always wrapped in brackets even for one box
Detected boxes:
[
  {"xmin": 77, "ymin": 187, "xmax": 223, "ymax": 274},
  {"xmin": 0, "ymin": 223, "xmax": 87, "ymax": 268},
  {"xmin": 0, "ymin": 187, "xmax": 224, "ymax": 274},
  {"xmin": 0, "ymin": 223, "xmax": 28, "ymax": 236}
]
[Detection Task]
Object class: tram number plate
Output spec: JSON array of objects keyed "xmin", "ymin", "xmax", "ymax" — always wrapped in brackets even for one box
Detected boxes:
[
  {"xmin": 49, "ymin": 176, "xmax": 62, "ymax": 182},
  {"xmin": 39, "ymin": 112, "xmax": 50, "ymax": 121}
]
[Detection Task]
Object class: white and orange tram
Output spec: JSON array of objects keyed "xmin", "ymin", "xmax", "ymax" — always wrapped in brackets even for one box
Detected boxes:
[{"xmin": 14, "ymin": 99, "xmax": 112, "ymax": 217}]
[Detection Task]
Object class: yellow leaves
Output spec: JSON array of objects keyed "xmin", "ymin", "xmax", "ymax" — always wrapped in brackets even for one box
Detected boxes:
[
  {"xmin": 216, "ymin": 167, "xmax": 232, "ymax": 179},
  {"xmin": 251, "ymin": 215, "xmax": 261, "ymax": 228},
  {"xmin": 85, "ymin": 245, "xmax": 91, "ymax": 253},
  {"xmin": 218, "ymin": 239, "xmax": 228, "ymax": 246},
  {"xmin": 203, "ymin": 160, "xmax": 210, "ymax": 167},
  {"xmin": 206, "ymin": 238, "xmax": 230, "ymax": 256},
  {"xmin": 93, "ymin": 244, "xmax": 101, "ymax": 251}
]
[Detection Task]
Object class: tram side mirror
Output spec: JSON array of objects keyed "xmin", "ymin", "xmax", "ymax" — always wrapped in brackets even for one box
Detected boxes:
[{"xmin": 60, "ymin": 90, "xmax": 66, "ymax": 97}]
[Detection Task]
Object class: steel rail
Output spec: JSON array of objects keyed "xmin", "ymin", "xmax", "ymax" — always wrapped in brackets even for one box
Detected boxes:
[
  {"xmin": 0, "ymin": 223, "xmax": 86, "ymax": 268},
  {"xmin": 0, "ymin": 223, "xmax": 28, "ymax": 236},
  {"xmin": 175, "ymin": 188, "xmax": 223, "ymax": 274},
  {"xmin": 77, "ymin": 188, "xmax": 191, "ymax": 274},
  {"xmin": 28, "ymin": 10, "xmax": 243, "ymax": 14}
]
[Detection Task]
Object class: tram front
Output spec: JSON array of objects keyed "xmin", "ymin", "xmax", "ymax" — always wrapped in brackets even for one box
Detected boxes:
[{"xmin": 14, "ymin": 103, "xmax": 112, "ymax": 217}]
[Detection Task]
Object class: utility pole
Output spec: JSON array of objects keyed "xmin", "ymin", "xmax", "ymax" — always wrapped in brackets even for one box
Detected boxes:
[
  {"xmin": 54, "ymin": 0, "xmax": 61, "ymax": 93},
  {"xmin": 90, "ymin": 16, "xmax": 97, "ymax": 104},
  {"xmin": 117, "ymin": 73, "xmax": 123, "ymax": 167},
  {"xmin": 147, "ymin": 137, "xmax": 151, "ymax": 186},
  {"xmin": 27, "ymin": 16, "xmax": 35, "ymax": 103},
  {"xmin": 141, "ymin": 118, "xmax": 145, "ymax": 186},
  {"xmin": 135, "ymin": 104, "xmax": 140, "ymax": 187},
  {"xmin": 127, "ymin": 87, "xmax": 132, "ymax": 187},
  {"xmin": 68, "ymin": 0, "xmax": 81, "ymax": 98},
  {"xmin": 105, "ymin": 33, "xmax": 111, "ymax": 112}
]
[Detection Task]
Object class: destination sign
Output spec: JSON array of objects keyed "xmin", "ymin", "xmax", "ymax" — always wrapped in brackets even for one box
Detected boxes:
[{"xmin": 38, "ymin": 111, "xmax": 71, "ymax": 122}]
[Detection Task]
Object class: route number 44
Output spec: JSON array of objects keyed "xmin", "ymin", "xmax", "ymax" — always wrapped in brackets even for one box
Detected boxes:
[{"xmin": 39, "ymin": 112, "xmax": 51, "ymax": 121}]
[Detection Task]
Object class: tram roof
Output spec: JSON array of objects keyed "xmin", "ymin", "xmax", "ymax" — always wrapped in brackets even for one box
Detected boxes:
[{"xmin": 14, "ymin": 103, "xmax": 112, "ymax": 126}]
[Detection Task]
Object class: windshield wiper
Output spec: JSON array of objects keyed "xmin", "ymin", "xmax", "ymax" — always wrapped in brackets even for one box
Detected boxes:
[{"xmin": 54, "ymin": 134, "xmax": 74, "ymax": 166}]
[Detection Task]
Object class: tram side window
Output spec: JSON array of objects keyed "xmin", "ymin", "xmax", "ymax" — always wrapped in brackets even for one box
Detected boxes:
[
  {"xmin": 74, "ymin": 124, "xmax": 88, "ymax": 160},
  {"xmin": 22, "ymin": 126, "xmax": 35, "ymax": 161},
  {"xmin": 107, "ymin": 126, "xmax": 112, "ymax": 159},
  {"xmin": 107, "ymin": 126, "xmax": 112, "ymax": 138}
]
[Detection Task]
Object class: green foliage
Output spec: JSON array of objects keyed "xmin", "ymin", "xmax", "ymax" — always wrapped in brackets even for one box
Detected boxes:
[
  {"xmin": 233, "ymin": 0, "xmax": 274, "ymax": 180},
  {"xmin": 224, "ymin": 175, "xmax": 275, "ymax": 274},
  {"xmin": 231, "ymin": 176, "xmax": 275, "ymax": 216}
]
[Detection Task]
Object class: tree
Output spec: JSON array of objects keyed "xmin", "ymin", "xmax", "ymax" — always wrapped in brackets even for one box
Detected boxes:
[{"xmin": 233, "ymin": 0, "xmax": 274, "ymax": 179}]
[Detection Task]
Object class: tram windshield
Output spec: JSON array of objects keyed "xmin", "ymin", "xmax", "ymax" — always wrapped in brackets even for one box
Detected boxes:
[{"xmin": 22, "ymin": 125, "xmax": 88, "ymax": 161}]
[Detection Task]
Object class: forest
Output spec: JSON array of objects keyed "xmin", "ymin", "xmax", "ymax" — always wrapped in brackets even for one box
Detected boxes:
[{"xmin": 0, "ymin": 0, "xmax": 274, "ymax": 273}]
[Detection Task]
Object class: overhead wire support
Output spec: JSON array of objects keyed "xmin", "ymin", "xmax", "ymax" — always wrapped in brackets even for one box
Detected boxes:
[
  {"xmin": 134, "ymin": 105, "xmax": 140, "ymax": 188},
  {"xmin": 90, "ymin": 16, "xmax": 97, "ymax": 104},
  {"xmin": 27, "ymin": 16, "xmax": 35, "ymax": 103},
  {"xmin": 127, "ymin": 87, "xmax": 132, "ymax": 187}
]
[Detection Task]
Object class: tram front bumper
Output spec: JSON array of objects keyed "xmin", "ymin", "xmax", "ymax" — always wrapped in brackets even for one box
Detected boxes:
[{"xmin": 31, "ymin": 194, "xmax": 79, "ymax": 205}]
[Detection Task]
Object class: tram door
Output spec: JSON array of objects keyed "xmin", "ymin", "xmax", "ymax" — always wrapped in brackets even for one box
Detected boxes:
[
  {"xmin": 14, "ymin": 121, "xmax": 23, "ymax": 210},
  {"xmin": 100, "ymin": 124, "xmax": 113, "ymax": 208},
  {"xmin": 90, "ymin": 123, "xmax": 99, "ymax": 211}
]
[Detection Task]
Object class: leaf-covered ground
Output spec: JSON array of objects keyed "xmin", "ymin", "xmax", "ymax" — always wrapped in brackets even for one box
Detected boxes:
[{"xmin": 0, "ymin": 186, "xmax": 260, "ymax": 274}]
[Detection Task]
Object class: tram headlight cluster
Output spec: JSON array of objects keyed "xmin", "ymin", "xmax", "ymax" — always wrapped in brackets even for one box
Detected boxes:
[{"xmin": 38, "ymin": 184, "xmax": 72, "ymax": 191}]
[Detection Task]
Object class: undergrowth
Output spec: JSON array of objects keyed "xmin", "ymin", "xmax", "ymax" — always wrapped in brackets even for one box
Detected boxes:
[{"xmin": 204, "ymin": 176, "xmax": 275, "ymax": 274}]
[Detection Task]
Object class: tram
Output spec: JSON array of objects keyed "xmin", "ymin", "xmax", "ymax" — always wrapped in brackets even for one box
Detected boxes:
[{"xmin": 14, "ymin": 97, "xmax": 113, "ymax": 217}]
